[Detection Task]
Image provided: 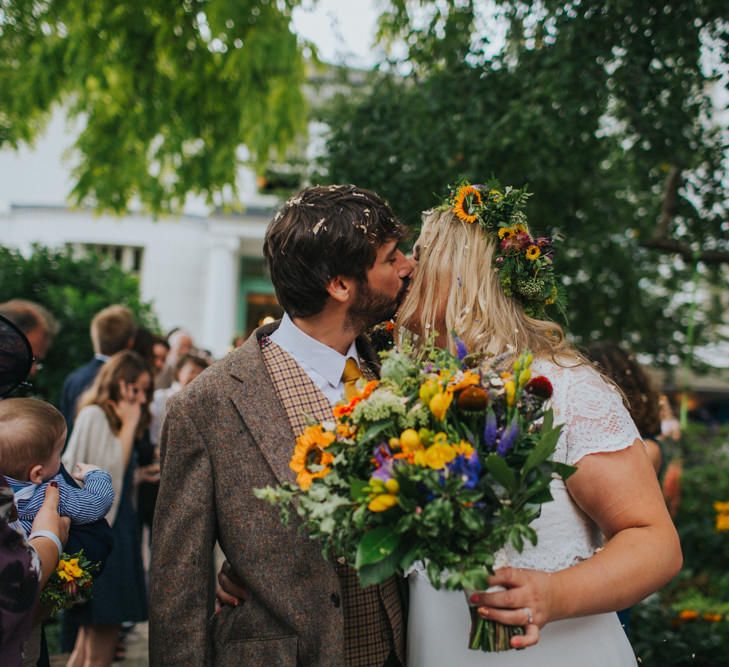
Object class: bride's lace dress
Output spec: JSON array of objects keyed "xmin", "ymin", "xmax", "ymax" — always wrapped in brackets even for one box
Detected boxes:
[{"xmin": 407, "ymin": 359, "xmax": 640, "ymax": 666}]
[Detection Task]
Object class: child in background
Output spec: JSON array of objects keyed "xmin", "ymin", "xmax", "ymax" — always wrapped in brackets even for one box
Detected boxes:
[{"xmin": 0, "ymin": 398, "xmax": 114, "ymax": 535}]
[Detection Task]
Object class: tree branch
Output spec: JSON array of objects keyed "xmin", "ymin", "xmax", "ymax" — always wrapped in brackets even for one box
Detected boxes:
[
  {"xmin": 640, "ymin": 238, "xmax": 729, "ymax": 264},
  {"xmin": 653, "ymin": 165, "xmax": 681, "ymax": 241}
]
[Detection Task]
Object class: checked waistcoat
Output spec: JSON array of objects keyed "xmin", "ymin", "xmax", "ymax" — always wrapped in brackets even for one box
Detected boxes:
[{"xmin": 261, "ymin": 337, "xmax": 405, "ymax": 667}]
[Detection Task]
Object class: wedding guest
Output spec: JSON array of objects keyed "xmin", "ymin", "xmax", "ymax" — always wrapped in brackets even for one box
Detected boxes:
[
  {"xmin": 397, "ymin": 182, "xmax": 681, "ymax": 665},
  {"xmin": 59, "ymin": 305, "xmax": 136, "ymax": 435},
  {"xmin": 0, "ymin": 299, "xmax": 58, "ymax": 377},
  {"xmin": 154, "ymin": 329, "xmax": 193, "ymax": 390},
  {"xmin": 0, "ymin": 480, "xmax": 69, "ymax": 667},
  {"xmin": 132, "ymin": 328, "xmax": 169, "ymax": 378},
  {"xmin": 149, "ymin": 353, "xmax": 209, "ymax": 446},
  {"xmin": 0, "ymin": 398, "xmax": 114, "ymax": 535},
  {"xmin": 63, "ymin": 351, "xmax": 151, "ymax": 667}
]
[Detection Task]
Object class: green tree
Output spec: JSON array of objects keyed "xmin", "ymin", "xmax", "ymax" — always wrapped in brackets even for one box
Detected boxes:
[
  {"xmin": 317, "ymin": 1, "xmax": 729, "ymax": 367},
  {"xmin": 0, "ymin": 245, "xmax": 157, "ymax": 403},
  {"xmin": 0, "ymin": 0, "xmax": 308, "ymax": 213}
]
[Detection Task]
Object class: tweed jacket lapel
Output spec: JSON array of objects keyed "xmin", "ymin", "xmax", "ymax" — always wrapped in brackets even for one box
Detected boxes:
[{"xmin": 226, "ymin": 325, "xmax": 299, "ymax": 487}]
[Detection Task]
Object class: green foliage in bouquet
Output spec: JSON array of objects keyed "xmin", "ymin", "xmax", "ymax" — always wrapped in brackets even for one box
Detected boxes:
[
  {"xmin": 256, "ymin": 340, "xmax": 575, "ymax": 650},
  {"xmin": 40, "ymin": 550, "xmax": 99, "ymax": 617}
]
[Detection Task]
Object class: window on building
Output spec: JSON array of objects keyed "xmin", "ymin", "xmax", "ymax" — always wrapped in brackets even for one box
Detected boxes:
[{"xmin": 73, "ymin": 244, "xmax": 145, "ymax": 275}]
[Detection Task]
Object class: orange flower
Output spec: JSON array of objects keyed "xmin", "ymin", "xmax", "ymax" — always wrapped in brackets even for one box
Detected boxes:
[
  {"xmin": 678, "ymin": 609, "xmax": 699, "ymax": 620},
  {"xmin": 453, "ymin": 185, "xmax": 482, "ymax": 224},
  {"xmin": 703, "ymin": 613, "xmax": 723, "ymax": 622},
  {"xmin": 290, "ymin": 425, "xmax": 336, "ymax": 490},
  {"xmin": 448, "ymin": 370, "xmax": 481, "ymax": 393}
]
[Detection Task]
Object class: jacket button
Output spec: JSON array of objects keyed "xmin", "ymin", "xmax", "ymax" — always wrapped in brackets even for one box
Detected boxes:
[{"xmin": 330, "ymin": 593, "xmax": 341, "ymax": 608}]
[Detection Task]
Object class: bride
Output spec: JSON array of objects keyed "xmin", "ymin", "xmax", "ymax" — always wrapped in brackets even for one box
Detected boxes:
[{"xmin": 396, "ymin": 182, "xmax": 682, "ymax": 666}]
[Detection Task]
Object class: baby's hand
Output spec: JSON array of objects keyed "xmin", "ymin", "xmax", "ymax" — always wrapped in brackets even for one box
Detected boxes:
[{"xmin": 72, "ymin": 462, "xmax": 102, "ymax": 482}]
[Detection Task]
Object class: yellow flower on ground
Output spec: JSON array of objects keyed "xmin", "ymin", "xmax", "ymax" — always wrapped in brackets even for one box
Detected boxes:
[
  {"xmin": 525, "ymin": 245, "xmax": 541, "ymax": 261},
  {"xmin": 368, "ymin": 493, "xmax": 399, "ymax": 512},
  {"xmin": 290, "ymin": 425, "xmax": 336, "ymax": 490},
  {"xmin": 453, "ymin": 185, "xmax": 482, "ymax": 223},
  {"xmin": 498, "ymin": 226, "xmax": 516, "ymax": 240},
  {"xmin": 429, "ymin": 391, "xmax": 453, "ymax": 421},
  {"xmin": 414, "ymin": 442, "xmax": 457, "ymax": 470},
  {"xmin": 713, "ymin": 501, "xmax": 729, "ymax": 512},
  {"xmin": 715, "ymin": 513, "xmax": 729, "ymax": 532}
]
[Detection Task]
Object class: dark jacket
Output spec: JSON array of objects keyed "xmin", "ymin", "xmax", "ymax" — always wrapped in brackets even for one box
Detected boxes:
[{"xmin": 59, "ymin": 357, "xmax": 104, "ymax": 436}]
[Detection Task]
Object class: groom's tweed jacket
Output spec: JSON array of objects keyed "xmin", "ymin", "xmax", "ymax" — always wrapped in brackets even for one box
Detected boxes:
[{"xmin": 149, "ymin": 322, "xmax": 405, "ymax": 667}]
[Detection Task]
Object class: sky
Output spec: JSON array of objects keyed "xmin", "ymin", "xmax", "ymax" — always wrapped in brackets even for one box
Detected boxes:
[{"xmin": 292, "ymin": 0, "xmax": 383, "ymax": 68}]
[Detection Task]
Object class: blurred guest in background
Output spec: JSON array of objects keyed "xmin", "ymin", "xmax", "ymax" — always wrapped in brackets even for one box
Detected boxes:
[
  {"xmin": 154, "ymin": 329, "xmax": 193, "ymax": 390},
  {"xmin": 59, "ymin": 305, "xmax": 136, "ymax": 436},
  {"xmin": 0, "ymin": 299, "xmax": 58, "ymax": 377}
]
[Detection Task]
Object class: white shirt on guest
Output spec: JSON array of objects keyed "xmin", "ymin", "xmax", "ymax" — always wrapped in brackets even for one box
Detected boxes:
[{"xmin": 269, "ymin": 313, "xmax": 361, "ymax": 406}]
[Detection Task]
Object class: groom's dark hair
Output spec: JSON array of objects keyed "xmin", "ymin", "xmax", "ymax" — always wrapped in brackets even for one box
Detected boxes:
[{"xmin": 264, "ymin": 184, "xmax": 406, "ymax": 318}]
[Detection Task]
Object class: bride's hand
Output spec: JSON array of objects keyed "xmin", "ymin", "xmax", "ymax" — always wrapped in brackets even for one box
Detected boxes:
[{"xmin": 469, "ymin": 567, "xmax": 553, "ymax": 649}]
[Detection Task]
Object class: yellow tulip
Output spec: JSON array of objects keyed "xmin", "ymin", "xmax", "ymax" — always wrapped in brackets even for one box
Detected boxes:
[
  {"xmin": 419, "ymin": 379, "xmax": 439, "ymax": 404},
  {"xmin": 504, "ymin": 380, "xmax": 516, "ymax": 406},
  {"xmin": 385, "ymin": 478, "xmax": 400, "ymax": 494},
  {"xmin": 368, "ymin": 494, "xmax": 399, "ymax": 512},
  {"xmin": 518, "ymin": 368, "xmax": 532, "ymax": 387},
  {"xmin": 429, "ymin": 392, "xmax": 453, "ymax": 421}
]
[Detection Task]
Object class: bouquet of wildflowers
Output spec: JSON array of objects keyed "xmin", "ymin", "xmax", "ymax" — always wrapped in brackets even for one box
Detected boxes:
[
  {"xmin": 40, "ymin": 550, "xmax": 98, "ymax": 616},
  {"xmin": 255, "ymin": 340, "xmax": 573, "ymax": 651}
]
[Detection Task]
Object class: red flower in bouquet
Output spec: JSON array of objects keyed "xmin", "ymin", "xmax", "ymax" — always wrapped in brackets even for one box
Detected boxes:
[{"xmin": 525, "ymin": 375, "xmax": 553, "ymax": 399}]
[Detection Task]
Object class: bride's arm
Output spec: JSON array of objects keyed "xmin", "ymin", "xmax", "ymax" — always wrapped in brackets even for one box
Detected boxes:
[
  {"xmin": 472, "ymin": 440, "xmax": 681, "ymax": 647},
  {"xmin": 551, "ymin": 440, "xmax": 681, "ymax": 617}
]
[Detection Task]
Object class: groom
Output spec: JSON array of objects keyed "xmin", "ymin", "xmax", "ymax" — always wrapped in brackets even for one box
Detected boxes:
[{"xmin": 149, "ymin": 185, "xmax": 413, "ymax": 666}]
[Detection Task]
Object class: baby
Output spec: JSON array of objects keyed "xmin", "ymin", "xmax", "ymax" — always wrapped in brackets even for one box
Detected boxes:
[{"xmin": 0, "ymin": 397, "xmax": 114, "ymax": 535}]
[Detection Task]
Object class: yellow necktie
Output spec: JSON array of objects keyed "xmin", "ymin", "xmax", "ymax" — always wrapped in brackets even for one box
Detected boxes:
[{"xmin": 341, "ymin": 358, "xmax": 364, "ymax": 401}]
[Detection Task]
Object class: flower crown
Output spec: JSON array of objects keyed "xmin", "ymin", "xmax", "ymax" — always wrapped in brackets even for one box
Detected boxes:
[{"xmin": 439, "ymin": 180, "xmax": 564, "ymax": 319}]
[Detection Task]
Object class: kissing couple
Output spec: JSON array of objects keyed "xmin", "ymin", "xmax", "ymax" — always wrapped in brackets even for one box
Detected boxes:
[{"xmin": 149, "ymin": 184, "xmax": 680, "ymax": 666}]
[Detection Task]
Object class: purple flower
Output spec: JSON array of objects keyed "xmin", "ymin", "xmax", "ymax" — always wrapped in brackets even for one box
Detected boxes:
[
  {"xmin": 454, "ymin": 335, "xmax": 468, "ymax": 362},
  {"xmin": 483, "ymin": 411, "xmax": 498, "ymax": 449},
  {"xmin": 497, "ymin": 420, "xmax": 520, "ymax": 456},
  {"xmin": 372, "ymin": 458, "xmax": 395, "ymax": 482}
]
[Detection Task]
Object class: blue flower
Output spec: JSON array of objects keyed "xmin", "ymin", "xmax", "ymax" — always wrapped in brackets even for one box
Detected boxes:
[{"xmin": 446, "ymin": 452, "xmax": 482, "ymax": 489}]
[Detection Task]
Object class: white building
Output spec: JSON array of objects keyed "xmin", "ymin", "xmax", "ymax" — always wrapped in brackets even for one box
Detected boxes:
[{"xmin": 0, "ymin": 109, "xmax": 290, "ymax": 358}]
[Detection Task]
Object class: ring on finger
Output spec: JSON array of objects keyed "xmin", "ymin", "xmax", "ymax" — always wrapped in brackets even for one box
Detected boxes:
[{"xmin": 523, "ymin": 607, "xmax": 533, "ymax": 625}]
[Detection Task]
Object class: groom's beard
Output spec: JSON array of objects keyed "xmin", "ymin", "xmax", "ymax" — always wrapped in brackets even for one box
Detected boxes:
[{"xmin": 346, "ymin": 277, "xmax": 410, "ymax": 333}]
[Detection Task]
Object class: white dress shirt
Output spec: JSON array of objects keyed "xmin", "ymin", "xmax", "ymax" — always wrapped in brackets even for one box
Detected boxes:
[{"xmin": 269, "ymin": 314, "xmax": 361, "ymax": 406}]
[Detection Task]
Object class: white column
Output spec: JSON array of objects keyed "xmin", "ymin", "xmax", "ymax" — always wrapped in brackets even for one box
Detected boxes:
[{"xmin": 203, "ymin": 234, "xmax": 240, "ymax": 359}]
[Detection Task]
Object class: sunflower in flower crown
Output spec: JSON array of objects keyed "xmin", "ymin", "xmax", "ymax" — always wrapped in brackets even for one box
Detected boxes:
[{"xmin": 441, "ymin": 180, "xmax": 565, "ymax": 320}]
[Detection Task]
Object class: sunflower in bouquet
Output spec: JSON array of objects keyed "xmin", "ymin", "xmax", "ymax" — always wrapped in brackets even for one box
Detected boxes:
[
  {"xmin": 40, "ymin": 550, "xmax": 99, "ymax": 616},
  {"xmin": 255, "ymin": 339, "xmax": 574, "ymax": 652}
]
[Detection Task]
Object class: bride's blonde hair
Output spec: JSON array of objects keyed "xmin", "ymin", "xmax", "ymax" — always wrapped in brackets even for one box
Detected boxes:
[{"xmin": 397, "ymin": 208, "xmax": 576, "ymax": 363}]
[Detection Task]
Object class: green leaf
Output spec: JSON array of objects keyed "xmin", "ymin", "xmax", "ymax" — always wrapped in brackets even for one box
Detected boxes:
[
  {"xmin": 484, "ymin": 454, "xmax": 516, "ymax": 493},
  {"xmin": 349, "ymin": 478, "xmax": 369, "ymax": 501},
  {"xmin": 355, "ymin": 525, "xmax": 401, "ymax": 568},
  {"xmin": 522, "ymin": 424, "xmax": 563, "ymax": 476}
]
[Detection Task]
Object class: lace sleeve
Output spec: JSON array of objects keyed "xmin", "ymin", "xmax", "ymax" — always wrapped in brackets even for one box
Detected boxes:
[{"xmin": 562, "ymin": 365, "xmax": 640, "ymax": 466}]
